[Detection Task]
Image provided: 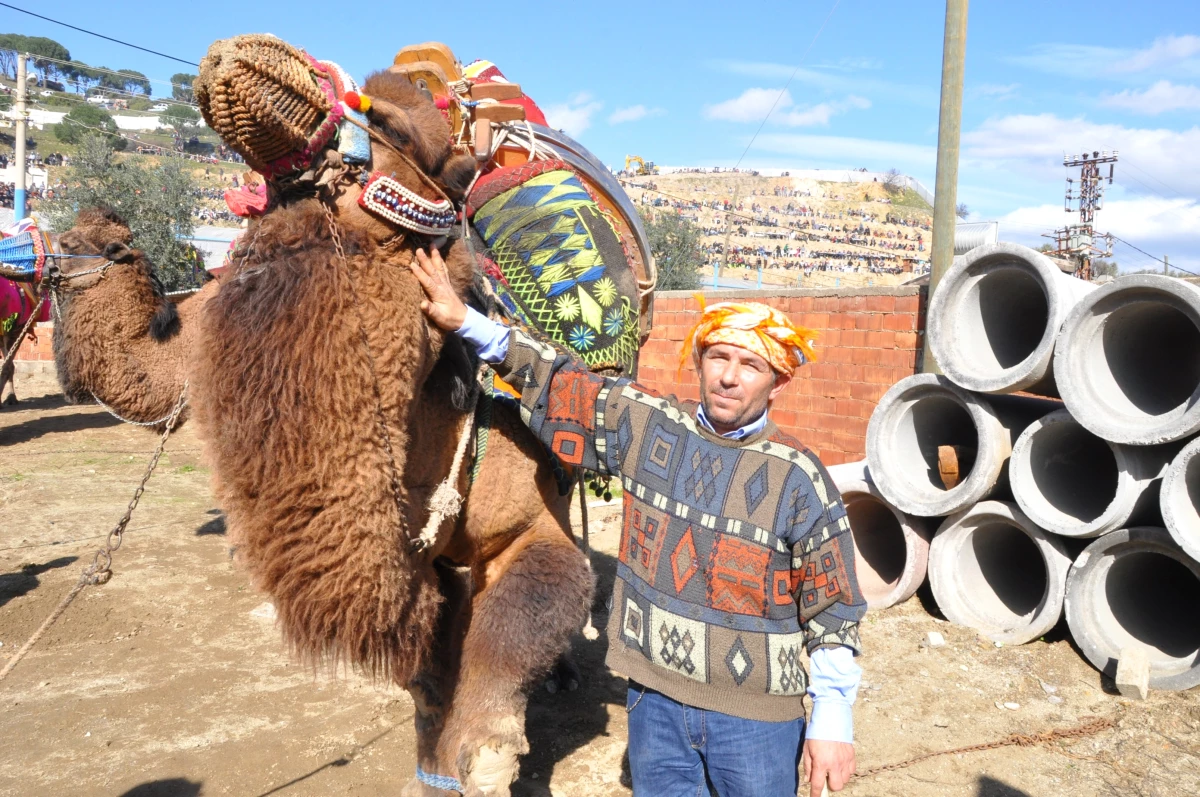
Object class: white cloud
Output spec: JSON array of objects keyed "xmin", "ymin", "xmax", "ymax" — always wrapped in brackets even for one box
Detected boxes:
[
  {"xmin": 1101, "ymin": 80, "xmax": 1200, "ymax": 113},
  {"xmin": 712, "ymin": 60, "xmax": 935, "ymax": 105},
  {"xmin": 607, "ymin": 104, "xmax": 665, "ymax": 125},
  {"xmin": 543, "ymin": 92, "xmax": 603, "ymax": 137},
  {"xmin": 972, "ymin": 83, "xmax": 1019, "ymax": 101},
  {"xmin": 750, "ymin": 133, "xmax": 936, "ymax": 172},
  {"xmin": 704, "ymin": 88, "xmax": 869, "ymax": 127},
  {"xmin": 1113, "ymin": 35, "xmax": 1200, "ymax": 74},
  {"xmin": 961, "ymin": 113, "xmax": 1200, "ymax": 196}
]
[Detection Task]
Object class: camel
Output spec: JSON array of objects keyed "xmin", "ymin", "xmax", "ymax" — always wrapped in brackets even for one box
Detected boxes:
[
  {"xmin": 45, "ymin": 40, "xmax": 596, "ymax": 795},
  {"xmin": 50, "ymin": 207, "xmax": 217, "ymax": 428}
]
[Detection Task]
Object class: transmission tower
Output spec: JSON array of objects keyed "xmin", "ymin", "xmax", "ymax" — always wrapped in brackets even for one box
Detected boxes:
[{"xmin": 1046, "ymin": 150, "xmax": 1117, "ymax": 281}]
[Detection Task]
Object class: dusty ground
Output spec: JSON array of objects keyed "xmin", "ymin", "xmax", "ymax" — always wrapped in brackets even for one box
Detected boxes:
[{"xmin": 2, "ymin": 372, "xmax": 1198, "ymax": 797}]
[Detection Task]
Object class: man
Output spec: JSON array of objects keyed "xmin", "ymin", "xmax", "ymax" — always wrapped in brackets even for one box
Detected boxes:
[{"xmin": 412, "ymin": 249, "xmax": 865, "ymax": 797}]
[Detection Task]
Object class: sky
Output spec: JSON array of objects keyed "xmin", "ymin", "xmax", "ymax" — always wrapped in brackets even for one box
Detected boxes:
[{"xmin": 10, "ymin": 0, "xmax": 1200, "ymax": 271}]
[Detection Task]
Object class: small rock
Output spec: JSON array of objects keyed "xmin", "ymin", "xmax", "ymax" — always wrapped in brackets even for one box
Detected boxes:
[
  {"xmin": 870, "ymin": 683, "xmax": 881, "ymax": 691},
  {"xmin": 959, "ymin": 664, "xmax": 968, "ymax": 672},
  {"xmin": 1004, "ymin": 702, "xmax": 1020, "ymax": 711},
  {"xmin": 1048, "ymin": 695, "xmax": 1063, "ymax": 705},
  {"xmin": 250, "ymin": 602, "xmax": 277, "ymax": 621},
  {"xmin": 1039, "ymin": 680, "xmax": 1057, "ymax": 694},
  {"xmin": 923, "ymin": 631, "xmax": 946, "ymax": 648},
  {"xmin": 1116, "ymin": 646, "xmax": 1150, "ymax": 701},
  {"xmin": 932, "ymin": 716, "xmax": 950, "ymax": 728},
  {"xmin": 919, "ymin": 669, "xmax": 930, "ymax": 678},
  {"xmin": 84, "ymin": 731, "xmax": 90, "ymax": 737},
  {"xmin": 994, "ymin": 641, "xmax": 1004, "ymax": 648}
]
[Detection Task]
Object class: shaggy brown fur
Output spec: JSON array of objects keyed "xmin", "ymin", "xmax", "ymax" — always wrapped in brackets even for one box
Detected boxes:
[
  {"xmin": 51, "ymin": 209, "xmax": 214, "ymax": 428},
  {"xmin": 192, "ymin": 58, "xmax": 593, "ymax": 796}
]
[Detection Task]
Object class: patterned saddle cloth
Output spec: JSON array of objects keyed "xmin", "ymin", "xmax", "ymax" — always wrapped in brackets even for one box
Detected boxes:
[{"xmin": 467, "ymin": 159, "xmax": 641, "ymax": 376}]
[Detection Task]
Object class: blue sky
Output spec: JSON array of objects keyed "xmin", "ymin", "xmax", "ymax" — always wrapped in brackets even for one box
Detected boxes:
[{"xmin": 11, "ymin": 1, "xmax": 1200, "ymax": 270}]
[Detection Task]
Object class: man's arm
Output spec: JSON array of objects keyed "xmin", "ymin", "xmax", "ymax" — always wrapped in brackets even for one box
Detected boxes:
[{"xmin": 411, "ymin": 248, "xmax": 620, "ymax": 474}]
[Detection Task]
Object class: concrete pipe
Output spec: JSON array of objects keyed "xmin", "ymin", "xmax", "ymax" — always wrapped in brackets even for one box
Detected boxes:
[
  {"xmin": 826, "ymin": 461, "xmax": 932, "ymax": 610},
  {"xmin": 927, "ymin": 242, "xmax": 1094, "ymax": 396},
  {"xmin": 1065, "ymin": 527, "xmax": 1200, "ymax": 691},
  {"xmin": 929, "ymin": 501, "xmax": 1073, "ymax": 645},
  {"xmin": 866, "ymin": 374, "xmax": 1059, "ymax": 516},
  {"xmin": 1055, "ymin": 275, "xmax": 1200, "ymax": 444},
  {"xmin": 1160, "ymin": 437, "xmax": 1200, "ymax": 563},
  {"xmin": 1010, "ymin": 409, "xmax": 1178, "ymax": 538}
]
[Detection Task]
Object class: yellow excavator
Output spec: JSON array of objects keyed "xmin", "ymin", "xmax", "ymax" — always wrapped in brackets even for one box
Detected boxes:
[{"xmin": 624, "ymin": 155, "xmax": 659, "ymax": 176}]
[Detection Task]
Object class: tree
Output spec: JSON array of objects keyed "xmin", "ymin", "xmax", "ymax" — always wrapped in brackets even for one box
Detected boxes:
[
  {"xmin": 642, "ymin": 209, "xmax": 703, "ymax": 291},
  {"xmin": 118, "ymin": 69, "xmax": 151, "ymax": 97},
  {"xmin": 162, "ymin": 104, "xmax": 200, "ymax": 136},
  {"xmin": 171, "ymin": 73, "xmax": 196, "ymax": 103},
  {"xmin": 55, "ymin": 104, "xmax": 125, "ymax": 150},
  {"xmin": 43, "ymin": 135, "xmax": 202, "ymax": 290},
  {"xmin": 24, "ymin": 36, "xmax": 71, "ymax": 84},
  {"xmin": 1091, "ymin": 260, "xmax": 1119, "ymax": 278},
  {"xmin": 882, "ymin": 168, "xmax": 904, "ymax": 195},
  {"xmin": 64, "ymin": 60, "xmax": 100, "ymax": 94},
  {"xmin": 955, "ymin": 202, "xmax": 969, "ymax": 219}
]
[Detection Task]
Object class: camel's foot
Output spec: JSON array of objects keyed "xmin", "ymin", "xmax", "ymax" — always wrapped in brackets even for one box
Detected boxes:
[
  {"xmin": 455, "ymin": 712, "xmax": 528, "ymax": 797},
  {"xmin": 543, "ymin": 652, "xmax": 582, "ymax": 694},
  {"xmin": 0, "ymin": 392, "xmax": 15, "ymax": 407}
]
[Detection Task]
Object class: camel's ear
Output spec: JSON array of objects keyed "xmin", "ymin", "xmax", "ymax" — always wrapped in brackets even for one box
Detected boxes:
[
  {"xmin": 103, "ymin": 242, "xmax": 134, "ymax": 263},
  {"xmin": 437, "ymin": 154, "xmax": 478, "ymax": 202}
]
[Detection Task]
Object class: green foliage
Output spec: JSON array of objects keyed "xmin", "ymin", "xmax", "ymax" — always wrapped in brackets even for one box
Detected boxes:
[
  {"xmin": 0, "ymin": 92, "xmax": 9, "ymax": 112},
  {"xmin": 43, "ymin": 135, "xmax": 202, "ymax": 290},
  {"xmin": 170, "ymin": 73, "xmax": 195, "ymax": 103},
  {"xmin": 162, "ymin": 104, "xmax": 200, "ymax": 135},
  {"xmin": 641, "ymin": 209, "xmax": 702, "ymax": 291},
  {"xmin": 117, "ymin": 69, "xmax": 151, "ymax": 97},
  {"xmin": 1091, "ymin": 259, "xmax": 1119, "ymax": 278},
  {"xmin": 55, "ymin": 104, "xmax": 125, "ymax": 150},
  {"xmin": 0, "ymin": 34, "xmax": 70, "ymax": 81}
]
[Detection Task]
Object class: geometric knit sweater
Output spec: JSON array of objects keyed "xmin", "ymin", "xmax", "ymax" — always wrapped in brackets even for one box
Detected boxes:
[{"xmin": 494, "ymin": 327, "xmax": 867, "ymax": 723}]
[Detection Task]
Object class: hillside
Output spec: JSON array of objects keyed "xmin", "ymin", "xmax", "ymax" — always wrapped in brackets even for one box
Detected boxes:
[{"xmin": 623, "ymin": 172, "xmax": 933, "ymax": 289}]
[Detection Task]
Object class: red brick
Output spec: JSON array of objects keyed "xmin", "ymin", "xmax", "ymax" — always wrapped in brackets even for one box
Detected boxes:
[
  {"xmin": 896, "ymin": 330, "xmax": 919, "ymax": 349},
  {"xmin": 837, "ymin": 364, "xmax": 864, "ymax": 382},
  {"xmin": 884, "ymin": 313, "xmax": 914, "ymax": 332},
  {"xmin": 820, "ymin": 329, "xmax": 842, "ymax": 347},
  {"xmin": 866, "ymin": 295, "xmax": 896, "ymax": 313},
  {"xmin": 850, "ymin": 382, "xmax": 885, "ymax": 402},
  {"xmin": 895, "ymin": 294, "xmax": 920, "ymax": 313},
  {"xmin": 804, "ymin": 312, "xmax": 830, "ymax": 331},
  {"xmin": 796, "ymin": 296, "xmax": 814, "ymax": 312}
]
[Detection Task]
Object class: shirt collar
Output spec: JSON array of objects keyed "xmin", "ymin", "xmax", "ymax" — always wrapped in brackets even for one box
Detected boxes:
[{"xmin": 695, "ymin": 403, "xmax": 768, "ymax": 440}]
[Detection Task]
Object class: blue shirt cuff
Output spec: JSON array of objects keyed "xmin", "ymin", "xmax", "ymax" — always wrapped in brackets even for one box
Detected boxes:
[
  {"xmin": 806, "ymin": 646, "xmax": 861, "ymax": 744},
  {"xmin": 457, "ymin": 305, "xmax": 510, "ymax": 364}
]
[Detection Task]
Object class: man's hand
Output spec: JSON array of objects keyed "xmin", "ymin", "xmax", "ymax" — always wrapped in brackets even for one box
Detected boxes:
[
  {"xmin": 410, "ymin": 247, "xmax": 467, "ymax": 331},
  {"xmin": 802, "ymin": 739, "xmax": 855, "ymax": 796}
]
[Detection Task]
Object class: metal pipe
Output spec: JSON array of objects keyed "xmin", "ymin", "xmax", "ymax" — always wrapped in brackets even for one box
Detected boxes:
[
  {"xmin": 14, "ymin": 53, "xmax": 28, "ymax": 220},
  {"xmin": 923, "ymin": 0, "xmax": 969, "ymax": 374}
]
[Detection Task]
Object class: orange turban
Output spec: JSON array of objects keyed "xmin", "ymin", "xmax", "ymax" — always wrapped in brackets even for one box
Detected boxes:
[{"xmin": 680, "ymin": 298, "xmax": 818, "ymax": 375}]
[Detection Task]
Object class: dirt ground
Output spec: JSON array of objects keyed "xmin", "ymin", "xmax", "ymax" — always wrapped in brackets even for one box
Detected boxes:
[{"xmin": 2, "ymin": 371, "xmax": 1198, "ymax": 797}]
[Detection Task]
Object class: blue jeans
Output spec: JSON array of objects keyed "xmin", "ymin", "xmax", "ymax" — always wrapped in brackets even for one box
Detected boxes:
[{"xmin": 626, "ymin": 682, "xmax": 805, "ymax": 797}]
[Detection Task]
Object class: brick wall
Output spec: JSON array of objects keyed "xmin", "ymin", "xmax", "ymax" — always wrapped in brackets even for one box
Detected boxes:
[
  {"xmin": 636, "ymin": 287, "xmax": 926, "ymax": 466},
  {"xmin": 12, "ymin": 322, "xmax": 55, "ymax": 369}
]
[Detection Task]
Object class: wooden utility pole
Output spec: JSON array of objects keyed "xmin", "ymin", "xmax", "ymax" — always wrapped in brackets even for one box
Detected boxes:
[
  {"xmin": 922, "ymin": 0, "xmax": 969, "ymax": 374},
  {"xmin": 14, "ymin": 53, "xmax": 28, "ymax": 220},
  {"xmin": 1164, "ymin": 255, "xmax": 1170, "ymax": 276}
]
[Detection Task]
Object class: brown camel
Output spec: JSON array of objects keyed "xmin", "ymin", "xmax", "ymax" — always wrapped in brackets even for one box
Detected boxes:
[
  {"xmin": 187, "ymin": 46, "xmax": 593, "ymax": 796},
  {"xmin": 51, "ymin": 207, "xmax": 217, "ymax": 427}
]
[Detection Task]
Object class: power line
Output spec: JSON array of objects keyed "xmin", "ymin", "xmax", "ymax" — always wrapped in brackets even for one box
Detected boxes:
[
  {"xmin": 0, "ymin": 2, "xmax": 198, "ymax": 66},
  {"xmin": 1110, "ymin": 233, "xmax": 1200, "ymax": 277},
  {"xmin": 731, "ymin": 0, "xmax": 844, "ymax": 171},
  {"xmin": 33, "ymin": 54, "xmax": 196, "ymax": 92}
]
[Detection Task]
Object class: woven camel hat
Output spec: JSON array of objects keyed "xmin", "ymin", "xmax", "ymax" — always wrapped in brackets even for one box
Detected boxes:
[{"xmin": 195, "ymin": 34, "xmax": 344, "ymax": 177}]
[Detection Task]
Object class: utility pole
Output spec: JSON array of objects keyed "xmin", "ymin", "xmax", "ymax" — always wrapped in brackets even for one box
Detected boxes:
[
  {"xmin": 14, "ymin": 52, "xmax": 28, "ymax": 220},
  {"xmin": 1164, "ymin": 255, "xmax": 1170, "ymax": 276},
  {"xmin": 1047, "ymin": 151, "xmax": 1117, "ymax": 281},
  {"xmin": 923, "ymin": 0, "xmax": 968, "ymax": 374}
]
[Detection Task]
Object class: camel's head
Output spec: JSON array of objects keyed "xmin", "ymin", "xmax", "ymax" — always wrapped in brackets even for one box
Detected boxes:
[
  {"xmin": 53, "ymin": 208, "xmax": 181, "ymax": 402},
  {"xmin": 195, "ymin": 36, "xmax": 476, "ymax": 245}
]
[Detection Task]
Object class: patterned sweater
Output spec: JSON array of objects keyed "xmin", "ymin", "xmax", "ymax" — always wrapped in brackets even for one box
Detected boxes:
[{"xmin": 493, "ymin": 326, "xmax": 866, "ymax": 723}]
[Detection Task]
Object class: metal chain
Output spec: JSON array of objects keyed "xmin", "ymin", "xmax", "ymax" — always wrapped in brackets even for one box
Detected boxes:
[
  {"xmin": 0, "ymin": 381, "xmax": 188, "ymax": 685},
  {"xmin": 858, "ymin": 715, "xmax": 1116, "ymax": 778},
  {"xmin": 92, "ymin": 393, "xmax": 181, "ymax": 427},
  {"xmin": 320, "ymin": 202, "xmax": 411, "ymax": 543}
]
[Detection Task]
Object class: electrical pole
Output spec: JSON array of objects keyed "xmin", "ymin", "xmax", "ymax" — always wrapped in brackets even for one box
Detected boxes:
[
  {"xmin": 923, "ymin": 0, "xmax": 969, "ymax": 374},
  {"xmin": 1164, "ymin": 255, "xmax": 1170, "ymax": 276},
  {"xmin": 1048, "ymin": 151, "xmax": 1116, "ymax": 281},
  {"xmin": 14, "ymin": 52, "xmax": 28, "ymax": 220}
]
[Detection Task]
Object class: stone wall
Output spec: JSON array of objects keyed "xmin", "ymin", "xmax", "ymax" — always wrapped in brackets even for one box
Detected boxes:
[{"xmin": 635, "ymin": 287, "xmax": 926, "ymax": 465}]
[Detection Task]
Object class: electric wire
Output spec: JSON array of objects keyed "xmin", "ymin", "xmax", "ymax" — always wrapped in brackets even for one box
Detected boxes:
[
  {"xmin": 32, "ymin": 54, "xmax": 197, "ymax": 94},
  {"xmin": 731, "ymin": 0, "xmax": 844, "ymax": 171},
  {"xmin": 1110, "ymin": 233, "xmax": 1200, "ymax": 276},
  {"xmin": 0, "ymin": 2, "xmax": 198, "ymax": 66}
]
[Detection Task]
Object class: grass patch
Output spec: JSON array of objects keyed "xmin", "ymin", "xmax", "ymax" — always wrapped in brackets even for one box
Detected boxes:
[
  {"xmin": 889, "ymin": 187, "xmax": 933, "ymax": 213},
  {"xmin": 176, "ymin": 465, "xmax": 198, "ymax": 474}
]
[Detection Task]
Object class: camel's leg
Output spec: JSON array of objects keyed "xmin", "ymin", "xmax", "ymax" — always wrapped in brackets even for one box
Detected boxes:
[
  {"xmin": 0, "ymin": 333, "xmax": 15, "ymax": 408},
  {"xmin": 439, "ymin": 525, "xmax": 593, "ymax": 797},
  {"xmin": 402, "ymin": 560, "xmax": 473, "ymax": 797}
]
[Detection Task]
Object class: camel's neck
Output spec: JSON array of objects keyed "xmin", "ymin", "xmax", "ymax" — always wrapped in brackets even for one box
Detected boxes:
[{"xmin": 54, "ymin": 273, "xmax": 213, "ymax": 424}]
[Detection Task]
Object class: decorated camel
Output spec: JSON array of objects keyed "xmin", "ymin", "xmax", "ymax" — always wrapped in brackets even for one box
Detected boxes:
[
  {"xmin": 0, "ymin": 220, "xmax": 55, "ymax": 407},
  {"xmin": 188, "ymin": 37, "xmax": 605, "ymax": 796}
]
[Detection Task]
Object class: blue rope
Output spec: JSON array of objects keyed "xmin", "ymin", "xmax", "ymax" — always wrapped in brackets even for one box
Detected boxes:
[{"xmin": 415, "ymin": 765, "xmax": 463, "ymax": 794}]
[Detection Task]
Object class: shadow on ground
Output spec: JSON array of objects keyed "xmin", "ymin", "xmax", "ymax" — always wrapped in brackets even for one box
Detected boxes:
[
  {"xmin": 0, "ymin": 556, "xmax": 78, "ymax": 608},
  {"xmin": 977, "ymin": 775, "xmax": 1032, "ymax": 796},
  {"xmin": 118, "ymin": 777, "xmax": 203, "ymax": 796},
  {"xmin": 0, "ymin": 406, "xmax": 122, "ymax": 446},
  {"xmin": 514, "ymin": 548, "xmax": 626, "ymax": 796}
]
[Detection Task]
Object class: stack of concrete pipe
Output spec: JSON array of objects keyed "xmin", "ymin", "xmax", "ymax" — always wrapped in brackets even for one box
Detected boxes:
[{"xmin": 835, "ymin": 242, "xmax": 1200, "ymax": 692}]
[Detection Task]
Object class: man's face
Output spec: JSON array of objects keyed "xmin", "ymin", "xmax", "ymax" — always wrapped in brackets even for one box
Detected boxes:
[{"xmin": 698, "ymin": 343, "xmax": 791, "ymax": 434}]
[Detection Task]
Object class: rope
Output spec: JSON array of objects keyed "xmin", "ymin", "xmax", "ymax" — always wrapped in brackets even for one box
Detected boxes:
[
  {"xmin": 857, "ymin": 715, "xmax": 1117, "ymax": 778},
  {"xmin": 469, "ymin": 384, "xmax": 492, "ymax": 485},
  {"xmin": 415, "ymin": 765, "xmax": 463, "ymax": 794},
  {"xmin": 92, "ymin": 393, "xmax": 182, "ymax": 427},
  {"xmin": 411, "ymin": 392, "xmax": 476, "ymax": 553},
  {"xmin": 0, "ymin": 381, "xmax": 188, "ymax": 685}
]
